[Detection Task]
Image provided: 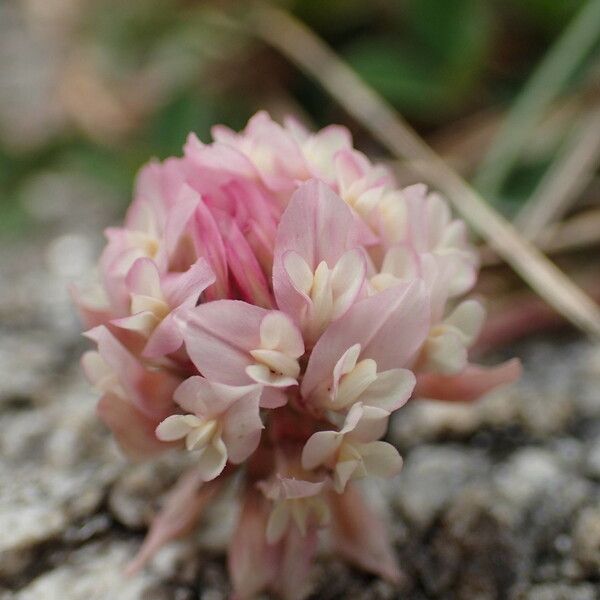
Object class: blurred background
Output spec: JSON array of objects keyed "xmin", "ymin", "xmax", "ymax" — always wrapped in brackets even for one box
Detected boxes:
[{"xmin": 1, "ymin": 1, "xmax": 600, "ymax": 598}]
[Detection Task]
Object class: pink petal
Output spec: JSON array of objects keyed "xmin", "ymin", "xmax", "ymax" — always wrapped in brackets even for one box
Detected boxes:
[
  {"xmin": 222, "ymin": 387, "xmax": 264, "ymax": 463},
  {"xmin": 142, "ymin": 311, "xmax": 184, "ymax": 358},
  {"xmin": 96, "ymin": 393, "xmax": 171, "ymax": 460},
  {"xmin": 259, "ymin": 387, "xmax": 288, "ymax": 409},
  {"xmin": 179, "ymin": 300, "xmax": 266, "ymax": 385},
  {"xmin": 282, "ymin": 114, "xmax": 310, "ymax": 141},
  {"xmin": 161, "ymin": 257, "xmax": 215, "ymax": 308},
  {"xmin": 330, "ymin": 344, "xmax": 361, "ymax": 401},
  {"xmin": 161, "ymin": 184, "xmax": 200, "ymax": 268},
  {"xmin": 173, "ymin": 377, "xmax": 264, "ymax": 462},
  {"xmin": 126, "ymin": 469, "xmax": 224, "ymax": 575},
  {"xmin": 189, "ymin": 191, "xmax": 230, "ymax": 301},
  {"xmin": 127, "ymin": 162, "xmax": 168, "ymax": 232},
  {"xmin": 225, "ymin": 111, "xmax": 307, "ymax": 192},
  {"xmin": 86, "ymin": 326, "xmax": 179, "ymax": 418},
  {"xmin": 301, "ymin": 124, "xmax": 352, "ymax": 183},
  {"xmin": 183, "ymin": 133, "xmax": 257, "ymax": 189},
  {"xmin": 173, "ymin": 376, "xmax": 252, "ymax": 418},
  {"xmin": 273, "ymin": 179, "xmax": 359, "ymax": 320},
  {"xmin": 414, "ymin": 358, "xmax": 522, "ymax": 402},
  {"xmin": 334, "ymin": 149, "xmax": 372, "ymax": 194},
  {"xmin": 130, "ymin": 157, "xmax": 185, "ymax": 226},
  {"xmin": 302, "ymin": 430, "xmax": 342, "ymax": 471},
  {"xmin": 214, "ymin": 209, "xmax": 273, "ymax": 308},
  {"xmin": 275, "ymin": 179, "xmax": 358, "ymax": 271},
  {"xmin": 274, "ymin": 525, "xmax": 319, "ymax": 600},
  {"xmin": 259, "ymin": 476, "xmax": 326, "ymax": 501},
  {"xmin": 229, "ymin": 490, "xmax": 279, "ymax": 600},
  {"xmin": 69, "ymin": 283, "xmax": 112, "ymax": 328},
  {"xmin": 99, "ymin": 229, "xmax": 148, "ymax": 314},
  {"xmin": 329, "ymin": 484, "xmax": 401, "ymax": 583},
  {"xmin": 302, "ymin": 280, "xmax": 429, "ymax": 397},
  {"xmin": 125, "ymin": 257, "xmax": 162, "ymax": 298}
]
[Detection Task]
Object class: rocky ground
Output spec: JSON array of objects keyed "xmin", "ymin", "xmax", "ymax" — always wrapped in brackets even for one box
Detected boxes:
[{"xmin": 1, "ymin": 170, "xmax": 600, "ymax": 599}]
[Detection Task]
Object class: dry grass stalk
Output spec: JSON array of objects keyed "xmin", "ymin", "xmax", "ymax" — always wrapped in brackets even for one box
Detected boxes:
[
  {"xmin": 481, "ymin": 208, "xmax": 600, "ymax": 267},
  {"xmin": 514, "ymin": 104, "xmax": 600, "ymax": 238}
]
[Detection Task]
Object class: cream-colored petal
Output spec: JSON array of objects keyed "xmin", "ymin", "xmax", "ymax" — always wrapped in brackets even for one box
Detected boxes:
[
  {"xmin": 266, "ymin": 501, "xmax": 290, "ymax": 544},
  {"xmin": 196, "ymin": 435, "xmax": 228, "ymax": 481},
  {"xmin": 249, "ymin": 349, "xmax": 300, "ymax": 379},
  {"xmin": 357, "ymin": 441, "xmax": 404, "ymax": 479},
  {"xmin": 333, "ymin": 358, "xmax": 378, "ymax": 409},
  {"xmin": 156, "ymin": 414, "xmax": 201, "ymax": 442},
  {"xmin": 283, "ymin": 251, "xmax": 314, "ymax": 296},
  {"xmin": 185, "ymin": 420, "xmax": 218, "ymax": 451},
  {"xmin": 445, "ymin": 299, "xmax": 485, "ymax": 345}
]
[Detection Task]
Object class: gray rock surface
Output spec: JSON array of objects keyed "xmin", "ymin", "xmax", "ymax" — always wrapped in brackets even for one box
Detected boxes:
[{"xmin": 1, "ymin": 171, "xmax": 600, "ymax": 598}]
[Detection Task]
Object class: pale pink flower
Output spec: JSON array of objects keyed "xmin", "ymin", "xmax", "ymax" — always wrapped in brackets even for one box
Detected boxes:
[
  {"xmin": 179, "ymin": 303, "xmax": 304, "ymax": 408},
  {"xmin": 257, "ymin": 476, "xmax": 330, "ymax": 544},
  {"xmin": 74, "ymin": 111, "xmax": 521, "ymax": 599},
  {"xmin": 302, "ymin": 403, "xmax": 402, "ymax": 493},
  {"xmin": 273, "ymin": 180, "xmax": 366, "ymax": 344},
  {"xmin": 300, "ymin": 280, "xmax": 428, "ymax": 413},
  {"xmin": 156, "ymin": 377, "xmax": 263, "ymax": 481},
  {"xmin": 81, "ymin": 325, "xmax": 180, "ymax": 458},
  {"xmin": 229, "ymin": 487, "xmax": 319, "ymax": 600},
  {"xmin": 111, "ymin": 256, "xmax": 215, "ymax": 358}
]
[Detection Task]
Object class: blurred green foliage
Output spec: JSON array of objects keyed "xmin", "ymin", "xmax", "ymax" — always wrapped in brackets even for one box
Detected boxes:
[
  {"xmin": 0, "ymin": 0, "xmax": 594, "ymax": 235},
  {"xmin": 343, "ymin": 0, "xmax": 492, "ymax": 120}
]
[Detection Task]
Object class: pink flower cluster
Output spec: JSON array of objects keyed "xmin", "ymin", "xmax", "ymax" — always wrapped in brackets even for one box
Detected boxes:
[{"xmin": 75, "ymin": 112, "xmax": 520, "ymax": 599}]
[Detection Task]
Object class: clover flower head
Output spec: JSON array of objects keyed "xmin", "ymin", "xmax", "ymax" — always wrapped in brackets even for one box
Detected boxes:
[{"xmin": 75, "ymin": 111, "xmax": 521, "ymax": 599}]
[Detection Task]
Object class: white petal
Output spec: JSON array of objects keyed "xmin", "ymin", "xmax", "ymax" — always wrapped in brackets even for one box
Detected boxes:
[
  {"xmin": 331, "ymin": 249, "xmax": 365, "ymax": 319},
  {"xmin": 259, "ymin": 312, "xmax": 305, "ymax": 358},
  {"xmin": 327, "ymin": 344, "xmax": 362, "ymax": 404},
  {"xmin": 334, "ymin": 358, "xmax": 378, "ymax": 409},
  {"xmin": 380, "ymin": 245, "xmax": 419, "ymax": 280},
  {"xmin": 308, "ymin": 262, "xmax": 333, "ymax": 329},
  {"xmin": 185, "ymin": 420, "xmax": 218, "ymax": 451},
  {"xmin": 114, "ymin": 311, "xmax": 160, "ymax": 337},
  {"xmin": 334, "ymin": 459, "xmax": 360, "ymax": 493},
  {"xmin": 445, "ymin": 299, "xmax": 485, "ymax": 345},
  {"xmin": 249, "ymin": 349, "xmax": 300, "ymax": 379},
  {"xmin": 130, "ymin": 294, "xmax": 169, "ymax": 319},
  {"xmin": 81, "ymin": 351, "xmax": 118, "ymax": 395},
  {"xmin": 357, "ymin": 441, "xmax": 403, "ymax": 479},
  {"xmin": 196, "ymin": 436, "xmax": 228, "ymax": 481},
  {"xmin": 301, "ymin": 430, "xmax": 342, "ymax": 470},
  {"xmin": 245, "ymin": 364, "xmax": 298, "ymax": 388},
  {"xmin": 361, "ymin": 368, "xmax": 415, "ymax": 412},
  {"xmin": 348, "ymin": 405, "xmax": 390, "ymax": 443},
  {"xmin": 426, "ymin": 329, "xmax": 468, "ymax": 375},
  {"xmin": 266, "ymin": 501, "xmax": 290, "ymax": 544},
  {"xmin": 290, "ymin": 500, "xmax": 309, "ymax": 536},
  {"xmin": 283, "ymin": 251, "xmax": 314, "ymax": 295},
  {"xmin": 155, "ymin": 414, "xmax": 201, "ymax": 442}
]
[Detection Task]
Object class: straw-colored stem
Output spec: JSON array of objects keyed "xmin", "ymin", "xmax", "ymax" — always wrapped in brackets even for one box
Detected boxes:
[
  {"xmin": 481, "ymin": 208, "xmax": 600, "ymax": 267},
  {"xmin": 473, "ymin": 0, "xmax": 600, "ymax": 197},
  {"xmin": 514, "ymin": 104, "xmax": 600, "ymax": 238}
]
